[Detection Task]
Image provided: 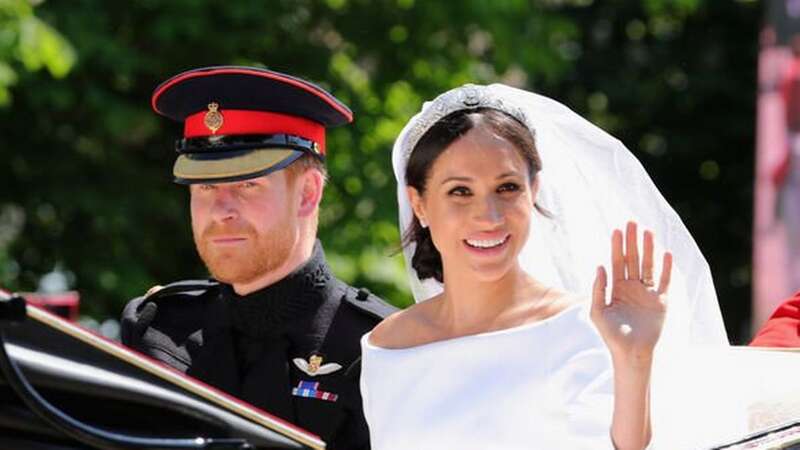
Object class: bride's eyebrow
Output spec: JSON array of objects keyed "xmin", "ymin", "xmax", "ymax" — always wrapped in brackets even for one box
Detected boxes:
[
  {"xmin": 440, "ymin": 176, "xmax": 472, "ymax": 185},
  {"xmin": 440, "ymin": 171, "xmax": 522, "ymax": 185},
  {"xmin": 497, "ymin": 171, "xmax": 522, "ymax": 179}
]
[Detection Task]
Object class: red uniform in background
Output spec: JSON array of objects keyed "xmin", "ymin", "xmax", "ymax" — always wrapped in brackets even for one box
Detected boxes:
[{"xmin": 751, "ymin": 290, "xmax": 800, "ymax": 347}]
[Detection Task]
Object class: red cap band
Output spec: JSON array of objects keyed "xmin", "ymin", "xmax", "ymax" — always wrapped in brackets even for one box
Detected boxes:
[{"xmin": 184, "ymin": 109, "xmax": 326, "ymax": 154}]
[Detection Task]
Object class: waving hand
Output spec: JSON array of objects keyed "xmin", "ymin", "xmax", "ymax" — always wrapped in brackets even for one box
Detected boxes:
[{"xmin": 591, "ymin": 221, "xmax": 671, "ymax": 360}]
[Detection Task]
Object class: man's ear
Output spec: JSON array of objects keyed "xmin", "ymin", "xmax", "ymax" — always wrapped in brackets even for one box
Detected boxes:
[
  {"xmin": 406, "ymin": 186, "xmax": 427, "ymax": 225},
  {"xmin": 298, "ymin": 169, "xmax": 324, "ymax": 217}
]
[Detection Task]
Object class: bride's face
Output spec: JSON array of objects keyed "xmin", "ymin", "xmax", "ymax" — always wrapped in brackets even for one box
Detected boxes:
[{"xmin": 408, "ymin": 125, "xmax": 537, "ymax": 283}]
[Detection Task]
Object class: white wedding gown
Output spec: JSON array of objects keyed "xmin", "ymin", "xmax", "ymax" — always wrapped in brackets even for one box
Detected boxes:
[
  {"xmin": 362, "ymin": 299, "xmax": 800, "ymax": 450},
  {"xmin": 360, "ymin": 302, "xmax": 616, "ymax": 450}
]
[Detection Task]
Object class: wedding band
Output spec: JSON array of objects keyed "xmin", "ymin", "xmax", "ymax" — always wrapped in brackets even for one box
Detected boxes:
[{"xmin": 642, "ymin": 267, "xmax": 655, "ymax": 287}]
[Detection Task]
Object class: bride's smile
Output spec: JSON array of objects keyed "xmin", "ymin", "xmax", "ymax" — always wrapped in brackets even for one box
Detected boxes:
[{"xmin": 464, "ymin": 234, "xmax": 509, "ymax": 250}]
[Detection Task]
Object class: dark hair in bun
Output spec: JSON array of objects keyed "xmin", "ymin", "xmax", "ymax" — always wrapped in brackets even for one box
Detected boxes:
[{"xmin": 402, "ymin": 107, "xmax": 544, "ymax": 283}]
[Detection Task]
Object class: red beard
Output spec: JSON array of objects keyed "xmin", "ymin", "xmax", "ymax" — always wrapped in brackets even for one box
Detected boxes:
[{"xmin": 195, "ymin": 220, "xmax": 295, "ymax": 285}]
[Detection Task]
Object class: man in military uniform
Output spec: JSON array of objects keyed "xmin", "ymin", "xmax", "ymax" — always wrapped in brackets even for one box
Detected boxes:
[{"xmin": 120, "ymin": 66, "xmax": 395, "ymax": 449}]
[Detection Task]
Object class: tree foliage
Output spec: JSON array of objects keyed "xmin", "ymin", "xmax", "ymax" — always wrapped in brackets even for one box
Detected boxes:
[{"xmin": 0, "ymin": 0, "xmax": 760, "ymax": 342}]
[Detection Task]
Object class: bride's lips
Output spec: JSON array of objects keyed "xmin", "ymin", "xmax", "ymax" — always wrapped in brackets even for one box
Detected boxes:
[{"xmin": 462, "ymin": 234, "xmax": 511, "ymax": 256}]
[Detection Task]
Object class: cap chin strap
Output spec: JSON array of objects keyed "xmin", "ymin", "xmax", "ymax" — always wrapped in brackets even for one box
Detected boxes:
[{"xmin": 176, "ymin": 133, "xmax": 323, "ymax": 158}]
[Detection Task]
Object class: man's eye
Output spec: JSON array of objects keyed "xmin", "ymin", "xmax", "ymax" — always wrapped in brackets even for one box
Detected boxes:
[
  {"xmin": 198, "ymin": 184, "xmax": 216, "ymax": 191},
  {"xmin": 498, "ymin": 183, "xmax": 520, "ymax": 193},
  {"xmin": 241, "ymin": 181, "xmax": 258, "ymax": 189},
  {"xmin": 448, "ymin": 186, "xmax": 471, "ymax": 196}
]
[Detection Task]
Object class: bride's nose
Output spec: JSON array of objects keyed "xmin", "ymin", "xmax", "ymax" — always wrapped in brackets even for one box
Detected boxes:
[{"xmin": 472, "ymin": 195, "xmax": 504, "ymax": 226}]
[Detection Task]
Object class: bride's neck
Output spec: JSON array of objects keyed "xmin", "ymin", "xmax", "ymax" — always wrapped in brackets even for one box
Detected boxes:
[{"xmin": 437, "ymin": 265, "xmax": 544, "ymax": 333}]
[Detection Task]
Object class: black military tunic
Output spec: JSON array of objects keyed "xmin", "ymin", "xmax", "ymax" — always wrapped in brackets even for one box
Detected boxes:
[{"xmin": 120, "ymin": 242, "xmax": 395, "ymax": 449}]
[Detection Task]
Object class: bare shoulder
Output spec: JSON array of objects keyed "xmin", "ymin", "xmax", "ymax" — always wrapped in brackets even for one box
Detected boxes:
[
  {"xmin": 524, "ymin": 288, "xmax": 585, "ymax": 323},
  {"xmin": 549, "ymin": 290, "xmax": 584, "ymax": 312},
  {"xmin": 367, "ymin": 296, "xmax": 441, "ymax": 349}
]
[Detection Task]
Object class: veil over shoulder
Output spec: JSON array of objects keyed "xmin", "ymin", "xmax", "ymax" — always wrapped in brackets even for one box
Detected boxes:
[
  {"xmin": 389, "ymin": 83, "xmax": 800, "ymax": 448},
  {"xmin": 392, "ymin": 83, "xmax": 728, "ymax": 349}
]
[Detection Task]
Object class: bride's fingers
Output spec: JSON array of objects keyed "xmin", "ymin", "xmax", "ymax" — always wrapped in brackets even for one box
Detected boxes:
[
  {"xmin": 625, "ymin": 221, "xmax": 640, "ymax": 280},
  {"xmin": 611, "ymin": 229, "xmax": 624, "ymax": 282},
  {"xmin": 642, "ymin": 230, "xmax": 655, "ymax": 287},
  {"xmin": 592, "ymin": 266, "xmax": 608, "ymax": 314},
  {"xmin": 657, "ymin": 252, "xmax": 673, "ymax": 295}
]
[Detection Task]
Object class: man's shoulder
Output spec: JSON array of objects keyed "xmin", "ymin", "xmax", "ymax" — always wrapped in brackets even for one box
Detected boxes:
[
  {"xmin": 139, "ymin": 279, "xmax": 220, "ymax": 301},
  {"xmin": 316, "ymin": 280, "xmax": 398, "ymax": 350},
  {"xmin": 334, "ymin": 281, "xmax": 398, "ymax": 324},
  {"xmin": 123, "ymin": 278, "xmax": 219, "ymax": 318},
  {"xmin": 120, "ymin": 278, "xmax": 220, "ymax": 346},
  {"xmin": 311, "ymin": 281, "xmax": 398, "ymax": 378}
]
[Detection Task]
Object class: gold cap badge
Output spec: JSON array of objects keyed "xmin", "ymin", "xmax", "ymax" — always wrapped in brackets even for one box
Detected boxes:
[{"xmin": 203, "ymin": 102, "xmax": 224, "ymax": 134}]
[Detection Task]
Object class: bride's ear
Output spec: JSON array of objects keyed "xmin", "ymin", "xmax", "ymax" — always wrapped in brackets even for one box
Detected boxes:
[
  {"xmin": 529, "ymin": 175, "xmax": 540, "ymax": 206},
  {"xmin": 406, "ymin": 186, "xmax": 427, "ymax": 225}
]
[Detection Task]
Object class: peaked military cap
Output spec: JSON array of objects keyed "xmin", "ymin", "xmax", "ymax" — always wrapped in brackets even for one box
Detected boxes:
[{"xmin": 152, "ymin": 66, "xmax": 353, "ymax": 184}]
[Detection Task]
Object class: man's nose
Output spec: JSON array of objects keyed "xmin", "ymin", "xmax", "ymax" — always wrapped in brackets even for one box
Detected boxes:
[{"xmin": 210, "ymin": 189, "xmax": 239, "ymax": 222}]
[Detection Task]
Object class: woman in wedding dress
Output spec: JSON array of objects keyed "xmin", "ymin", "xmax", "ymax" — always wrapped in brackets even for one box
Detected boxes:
[
  {"xmin": 357, "ymin": 84, "xmax": 796, "ymax": 450},
  {"xmin": 359, "ymin": 84, "xmax": 683, "ymax": 450}
]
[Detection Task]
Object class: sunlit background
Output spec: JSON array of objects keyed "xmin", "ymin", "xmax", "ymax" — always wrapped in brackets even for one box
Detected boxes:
[{"xmin": 0, "ymin": 0, "xmax": 765, "ymax": 343}]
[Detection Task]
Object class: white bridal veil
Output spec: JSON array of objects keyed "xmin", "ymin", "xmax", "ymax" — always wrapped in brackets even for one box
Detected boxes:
[
  {"xmin": 391, "ymin": 84, "xmax": 800, "ymax": 449},
  {"xmin": 392, "ymin": 83, "xmax": 727, "ymax": 347}
]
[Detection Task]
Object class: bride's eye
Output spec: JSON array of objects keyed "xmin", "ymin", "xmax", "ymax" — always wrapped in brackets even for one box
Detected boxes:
[
  {"xmin": 448, "ymin": 186, "xmax": 471, "ymax": 196},
  {"xmin": 497, "ymin": 182, "xmax": 520, "ymax": 193}
]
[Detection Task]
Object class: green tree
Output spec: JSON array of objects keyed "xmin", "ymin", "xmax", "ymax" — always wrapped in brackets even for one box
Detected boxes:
[
  {"xmin": 0, "ymin": 0, "xmax": 75, "ymax": 291},
  {"xmin": 0, "ymin": 0, "xmax": 761, "ymax": 343},
  {"xmin": 0, "ymin": 0, "xmax": 75, "ymax": 104}
]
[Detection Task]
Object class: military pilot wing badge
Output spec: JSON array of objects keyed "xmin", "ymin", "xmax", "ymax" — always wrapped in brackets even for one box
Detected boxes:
[{"xmin": 292, "ymin": 354, "xmax": 342, "ymax": 377}]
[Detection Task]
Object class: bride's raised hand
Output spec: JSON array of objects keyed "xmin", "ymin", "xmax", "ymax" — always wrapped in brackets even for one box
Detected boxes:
[{"xmin": 591, "ymin": 221, "xmax": 671, "ymax": 363}]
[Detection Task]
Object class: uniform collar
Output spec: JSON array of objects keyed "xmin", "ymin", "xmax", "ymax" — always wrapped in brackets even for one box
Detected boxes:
[{"xmin": 221, "ymin": 241, "xmax": 333, "ymax": 338}]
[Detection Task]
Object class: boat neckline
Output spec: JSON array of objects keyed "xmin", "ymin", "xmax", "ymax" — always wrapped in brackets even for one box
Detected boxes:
[{"xmin": 363, "ymin": 301, "xmax": 586, "ymax": 353}]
